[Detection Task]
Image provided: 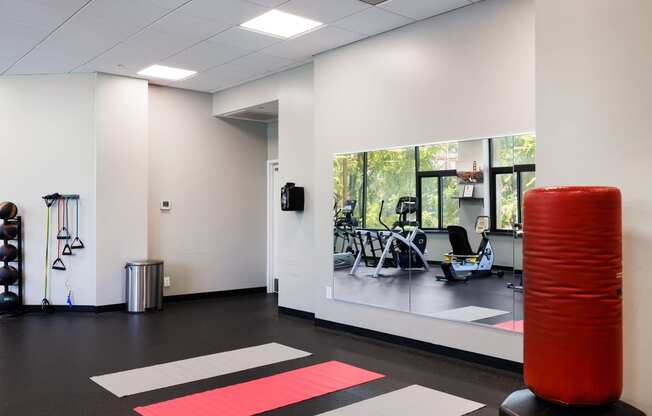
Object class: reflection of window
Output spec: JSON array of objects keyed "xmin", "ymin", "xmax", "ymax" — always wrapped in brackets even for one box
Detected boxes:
[
  {"xmin": 420, "ymin": 177, "xmax": 439, "ymax": 228},
  {"xmin": 490, "ymin": 135, "xmax": 536, "ymax": 231},
  {"xmin": 417, "ymin": 143, "xmax": 460, "ymax": 230},
  {"xmin": 442, "ymin": 176, "xmax": 459, "ymax": 227},
  {"xmin": 333, "ymin": 153, "xmax": 364, "ymax": 220},
  {"xmin": 365, "ymin": 148, "xmax": 416, "ymax": 228},
  {"xmin": 419, "ymin": 142, "xmax": 458, "ymax": 170}
]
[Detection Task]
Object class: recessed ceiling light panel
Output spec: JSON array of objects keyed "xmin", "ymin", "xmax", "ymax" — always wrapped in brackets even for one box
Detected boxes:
[
  {"xmin": 137, "ymin": 64, "xmax": 197, "ymax": 81},
  {"xmin": 240, "ymin": 10, "xmax": 323, "ymax": 39}
]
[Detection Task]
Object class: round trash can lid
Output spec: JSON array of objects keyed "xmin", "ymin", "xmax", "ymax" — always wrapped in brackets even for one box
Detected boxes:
[{"xmin": 126, "ymin": 259, "xmax": 164, "ymax": 266}]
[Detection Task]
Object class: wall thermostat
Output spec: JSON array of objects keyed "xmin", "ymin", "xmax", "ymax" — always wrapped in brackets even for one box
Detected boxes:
[{"xmin": 160, "ymin": 200, "xmax": 171, "ymax": 211}]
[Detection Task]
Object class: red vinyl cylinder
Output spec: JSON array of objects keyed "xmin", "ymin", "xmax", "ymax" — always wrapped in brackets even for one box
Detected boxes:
[{"xmin": 523, "ymin": 186, "xmax": 622, "ymax": 406}]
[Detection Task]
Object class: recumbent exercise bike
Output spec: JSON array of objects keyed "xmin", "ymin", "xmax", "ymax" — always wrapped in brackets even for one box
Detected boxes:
[{"xmin": 436, "ymin": 216, "xmax": 504, "ymax": 282}]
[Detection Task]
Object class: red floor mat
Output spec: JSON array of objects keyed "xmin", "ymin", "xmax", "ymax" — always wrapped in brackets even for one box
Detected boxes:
[
  {"xmin": 134, "ymin": 361, "xmax": 384, "ymax": 416},
  {"xmin": 493, "ymin": 320, "xmax": 524, "ymax": 333}
]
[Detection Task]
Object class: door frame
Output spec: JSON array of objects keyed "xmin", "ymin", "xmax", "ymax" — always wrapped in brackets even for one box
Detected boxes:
[{"xmin": 266, "ymin": 159, "xmax": 279, "ymax": 293}]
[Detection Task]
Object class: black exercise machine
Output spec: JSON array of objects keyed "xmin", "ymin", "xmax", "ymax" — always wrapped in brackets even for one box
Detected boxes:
[{"xmin": 350, "ymin": 197, "xmax": 428, "ymax": 277}]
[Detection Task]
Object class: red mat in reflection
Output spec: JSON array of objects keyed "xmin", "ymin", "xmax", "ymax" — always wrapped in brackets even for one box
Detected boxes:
[
  {"xmin": 134, "ymin": 361, "xmax": 384, "ymax": 416},
  {"xmin": 493, "ymin": 320, "xmax": 524, "ymax": 333}
]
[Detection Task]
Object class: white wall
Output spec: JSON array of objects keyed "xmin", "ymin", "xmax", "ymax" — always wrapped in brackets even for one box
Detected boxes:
[
  {"xmin": 213, "ymin": 0, "xmax": 533, "ymax": 362},
  {"xmin": 149, "ymin": 86, "xmax": 268, "ymax": 296},
  {"xmin": 213, "ymin": 65, "xmax": 316, "ymax": 312},
  {"xmin": 313, "ymin": 0, "xmax": 533, "ymax": 362},
  {"xmin": 0, "ymin": 74, "xmax": 97, "ymax": 306},
  {"xmin": 536, "ymin": 0, "xmax": 651, "ymax": 411},
  {"xmin": 95, "ymin": 74, "xmax": 149, "ymax": 306}
]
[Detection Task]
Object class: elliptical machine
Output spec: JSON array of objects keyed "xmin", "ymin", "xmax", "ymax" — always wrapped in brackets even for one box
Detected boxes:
[
  {"xmin": 333, "ymin": 200, "xmax": 358, "ymax": 270},
  {"xmin": 350, "ymin": 197, "xmax": 429, "ymax": 278},
  {"xmin": 436, "ymin": 216, "xmax": 504, "ymax": 282}
]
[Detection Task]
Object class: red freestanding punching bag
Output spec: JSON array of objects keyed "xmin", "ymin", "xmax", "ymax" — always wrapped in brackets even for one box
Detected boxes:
[{"xmin": 523, "ymin": 186, "xmax": 622, "ymax": 406}]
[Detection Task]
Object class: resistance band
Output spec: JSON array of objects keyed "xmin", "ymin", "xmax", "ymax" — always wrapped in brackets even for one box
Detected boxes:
[
  {"xmin": 62, "ymin": 198, "xmax": 72, "ymax": 256},
  {"xmin": 71, "ymin": 198, "xmax": 84, "ymax": 249},
  {"xmin": 52, "ymin": 199, "xmax": 66, "ymax": 271}
]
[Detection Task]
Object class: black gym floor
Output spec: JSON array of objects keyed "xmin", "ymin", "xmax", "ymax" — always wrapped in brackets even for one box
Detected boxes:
[
  {"xmin": 334, "ymin": 268, "xmax": 523, "ymax": 326},
  {"xmin": 0, "ymin": 294, "xmax": 523, "ymax": 415}
]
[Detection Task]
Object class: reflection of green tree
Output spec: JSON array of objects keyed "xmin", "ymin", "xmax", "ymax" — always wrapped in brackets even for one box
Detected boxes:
[
  {"xmin": 442, "ymin": 177, "xmax": 459, "ymax": 227},
  {"xmin": 421, "ymin": 178, "xmax": 439, "ymax": 228},
  {"xmin": 365, "ymin": 148, "xmax": 416, "ymax": 228},
  {"xmin": 419, "ymin": 143, "xmax": 459, "ymax": 228},
  {"xmin": 419, "ymin": 142, "xmax": 458, "ymax": 171},
  {"xmin": 493, "ymin": 135, "xmax": 536, "ymax": 229},
  {"xmin": 333, "ymin": 153, "xmax": 364, "ymax": 220},
  {"xmin": 333, "ymin": 135, "xmax": 536, "ymax": 231}
]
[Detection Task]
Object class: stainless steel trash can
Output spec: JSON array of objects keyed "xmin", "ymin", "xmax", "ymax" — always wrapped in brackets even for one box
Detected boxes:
[{"xmin": 125, "ymin": 260, "xmax": 164, "ymax": 313}]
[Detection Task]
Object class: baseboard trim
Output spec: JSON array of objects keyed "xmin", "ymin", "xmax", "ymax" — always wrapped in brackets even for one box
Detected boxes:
[
  {"xmin": 95, "ymin": 304, "xmax": 124, "ymax": 313},
  {"xmin": 314, "ymin": 318, "xmax": 523, "ymax": 374},
  {"xmin": 163, "ymin": 287, "xmax": 267, "ymax": 303},
  {"xmin": 276, "ymin": 304, "xmax": 522, "ymax": 374},
  {"xmin": 22, "ymin": 287, "xmax": 268, "ymax": 314},
  {"xmin": 278, "ymin": 306, "xmax": 316, "ymax": 320},
  {"xmin": 22, "ymin": 304, "xmax": 98, "ymax": 313}
]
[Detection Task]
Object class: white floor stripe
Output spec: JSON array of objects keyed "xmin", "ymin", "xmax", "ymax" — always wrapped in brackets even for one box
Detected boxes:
[
  {"xmin": 429, "ymin": 305, "xmax": 509, "ymax": 322},
  {"xmin": 316, "ymin": 385, "xmax": 485, "ymax": 416},
  {"xmin": 90, "ymin": 342, "xmax": 311, "ymax": 397}
]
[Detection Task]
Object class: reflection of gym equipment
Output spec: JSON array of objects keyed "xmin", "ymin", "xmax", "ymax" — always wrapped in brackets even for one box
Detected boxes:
[
  {"xmin": 350, "ymin": 197, "xmax": 429, "ymax": 278},
  {"xmin": 507, "ymin": 222, "xmax": 524, "ymax": 292},
  {"xmin": 437, "ymin": 216, "xmax": 503, "ymax": 282},
  {"xmin": 333, "ymin": 200, "xmax": 358, "ymax": 270}
]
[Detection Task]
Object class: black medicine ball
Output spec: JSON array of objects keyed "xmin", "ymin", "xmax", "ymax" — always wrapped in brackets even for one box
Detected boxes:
[
  {"xmin": 0, "ymin": 291, "xmax": 19, "ymax": 311},
  {"xmin": 0, "ymin": 265, "xmax": 18, "ymax": 286},
  {"xmin": 0, "ymin": 202, "xmax": 17, "ymax": 220},
  {"xmin": 0, "ymin": 223, "xmax": 18, "ymax": 240},
  {"xmin": 0, "ymin": 244, "xmax": 17, "ymax": 262}
]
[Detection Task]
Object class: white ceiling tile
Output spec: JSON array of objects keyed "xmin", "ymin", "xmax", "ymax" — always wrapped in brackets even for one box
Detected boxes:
[
  {"xmin": 227, "ymin": 52, "xmax": 297, "ymax": 78},
  {"xmin": 9, "ymin": 0, "xmax": 184, "ymax": 74},
  {"xmin": 149, "ymin": 12, "xmax": 231, "ymax": 42},
  {"xmin": 146, "ymin": 0, "xmax": 192, "ymax": 9},
  {"xmin": 0, "ymin": 0, "xmax": 89, "ymax": 28},
  {"xmin": 73, "ymin": 0, "xmax": 171, "ymax": 39},
  {"xmin": 81, "ymin": 28, "xmax": 201, "ymax": 74},
  {"xmin": 333, "ymin": 7, "xmax": 414, "ymax": 36},
  {"xmin": 6, "ymin": 23, "xmax": 120, "ymax": 74},
  {"xmin": 0, "ymin": 21, "xmax": 48, "ymax": 73},
  {"xmin": 208, "ymin": 27, "xmax": 281, "ymax": 53},
  {"xmin": 279, "ymin": 0, "xmax": 370, "ymax": 24},
  {"xmin": 163, "ymin": 40, "xmax": 250, "ymax": 71},
  {"xmin": 0, "ymin": 21, "xmax": 47, "ymax": 56},
  {"xmin": 378, "ymin": 0, "xmax": 471, "ymax": 20},
  {"xmin": 173, "ymin": 64, "xmax": 246, "ymax": 91},
  {"xmin": 178, "ymin": 0, "xmax": 269, "ymax": 25},
  {"xmin": 246, "ymin": 0, "xmax": 289, "ymax": 7},
  {"xmin": 263, "ymin": 26, "xmax": 364, "ymax": 61}
]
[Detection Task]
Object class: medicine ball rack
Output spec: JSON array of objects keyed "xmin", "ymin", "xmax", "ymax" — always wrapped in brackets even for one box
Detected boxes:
[{"xmin": 0, "ymin": 215, "xmax": 23, "ymax": 316}]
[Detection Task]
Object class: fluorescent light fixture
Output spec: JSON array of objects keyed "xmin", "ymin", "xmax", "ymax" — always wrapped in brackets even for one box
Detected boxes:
[
  {"xmin": 137, "ymin": 64, "xmax": 196, "ymax": 81},
  {"xmin": 240, "ymin": 10, "xmax": 323, "ymax": 39}
]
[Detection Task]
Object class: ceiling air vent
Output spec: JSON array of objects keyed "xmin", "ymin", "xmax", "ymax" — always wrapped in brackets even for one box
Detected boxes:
[{"xmin": 359, "ymin": 0, "xmax": 388, "ymax": 5}]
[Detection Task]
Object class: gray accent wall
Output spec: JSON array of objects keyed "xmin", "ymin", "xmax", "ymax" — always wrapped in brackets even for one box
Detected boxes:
[{"xmin": 148, "ymin": 86, "xmax": 268, "ymax": 296}]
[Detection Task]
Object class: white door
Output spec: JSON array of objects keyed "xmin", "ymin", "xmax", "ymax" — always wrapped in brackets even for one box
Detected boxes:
[{"xmin": 267, "ymin": 161, "xmax": 280, "ymax": 293}]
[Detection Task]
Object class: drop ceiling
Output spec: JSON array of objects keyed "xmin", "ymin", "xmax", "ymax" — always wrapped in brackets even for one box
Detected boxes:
[{"xmin": 0, "ymin": 0, "xmax": 479, "ymax": 93}]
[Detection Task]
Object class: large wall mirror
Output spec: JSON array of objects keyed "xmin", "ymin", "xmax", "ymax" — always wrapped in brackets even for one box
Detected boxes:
[{"xmin": 332, "ymin": 135, "xmax": 535, "ymax": 332}]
